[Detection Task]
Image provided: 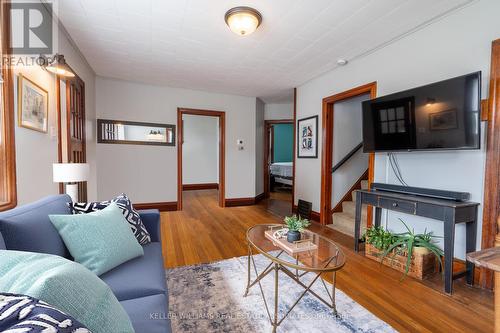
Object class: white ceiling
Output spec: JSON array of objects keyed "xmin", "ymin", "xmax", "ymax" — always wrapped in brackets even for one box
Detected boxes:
[{"xmin": 55, "ymin": 0, "xmax": 473, "ymax": 103}]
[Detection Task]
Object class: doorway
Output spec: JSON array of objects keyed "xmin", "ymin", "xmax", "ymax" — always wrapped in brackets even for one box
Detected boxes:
[
  {"xmin": 264, "ymin": 120, "xmax": 294, "ymax": 216},
  {"xmin": 56, "ymin": 74, "xmax": 87, "ymax": 202},
  {"xmin": 320, "ymin": 82, "xmax": 377, "ymax": 225},
  {"xmin": 177, "ymin": 108, "xmax": 225, "ymax": 210}
]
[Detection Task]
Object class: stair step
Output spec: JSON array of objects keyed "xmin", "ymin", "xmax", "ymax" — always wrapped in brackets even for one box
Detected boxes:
[
  {"xmin": 328, "ymin": 212, "xmax": 367, "ymax": 238},
  {"xmin": 342, "ymin": 201, "xmax": 367, "ymax": 218}
]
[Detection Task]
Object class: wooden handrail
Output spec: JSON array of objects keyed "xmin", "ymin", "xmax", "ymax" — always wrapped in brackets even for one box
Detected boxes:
[{"xmin": 331, "ymin": 142, "xmax": 363, "ymax": 173}]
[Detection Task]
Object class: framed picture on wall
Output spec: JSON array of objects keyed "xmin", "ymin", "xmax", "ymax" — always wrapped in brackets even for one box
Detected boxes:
[
  {"xmin": 18, "ymin": 74, "xmax": 49, "ymax": 133},
  {"xmin": 297, "ymin": 115, "xmax": 318, "ymax": 158}
]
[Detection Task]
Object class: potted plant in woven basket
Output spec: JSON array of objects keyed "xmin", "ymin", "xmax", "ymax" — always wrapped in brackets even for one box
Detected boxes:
[
  {"xmin": 364, "ymin": 219, "xmax": 444, "ymax": 280},
  {"xmin": 284, "ymin": 215, "xmax": 310, "ymax": 243}
]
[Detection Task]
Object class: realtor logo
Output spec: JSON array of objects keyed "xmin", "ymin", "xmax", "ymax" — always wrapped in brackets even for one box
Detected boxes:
[{"xmin": 9, "ymin": 2, "xmax": 53, "ymax": 54}]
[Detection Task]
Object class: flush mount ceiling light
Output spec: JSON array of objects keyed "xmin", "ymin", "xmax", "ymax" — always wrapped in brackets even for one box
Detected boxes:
[{"xmin": 225, "ymin": 6, "xmax": 262, "ymax": 36}]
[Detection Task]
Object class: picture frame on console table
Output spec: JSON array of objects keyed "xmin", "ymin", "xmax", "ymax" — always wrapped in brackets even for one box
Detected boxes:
[{"xmin": 297, "ymin": 115, "xmax": 318, "ymax": 158}]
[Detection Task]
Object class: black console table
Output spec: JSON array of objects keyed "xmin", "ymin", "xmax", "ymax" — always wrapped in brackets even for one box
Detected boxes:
[{"xmin": 354, "ymin": 189, "xmax": 479, "ymax": 294}]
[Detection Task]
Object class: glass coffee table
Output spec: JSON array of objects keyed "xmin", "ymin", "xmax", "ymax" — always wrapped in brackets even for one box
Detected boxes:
[{"xmin": 245, "ymin": 224, "xmax": 346, "ymax": 332}]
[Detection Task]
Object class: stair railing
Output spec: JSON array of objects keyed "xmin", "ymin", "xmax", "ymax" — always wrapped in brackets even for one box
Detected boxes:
[{"xmin": 331, "ymin": 142, "xmax": 363, "ymax": 173}]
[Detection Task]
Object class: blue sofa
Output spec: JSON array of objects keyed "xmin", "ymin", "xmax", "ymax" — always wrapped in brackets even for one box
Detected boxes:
[{"xmin": 0, "ymin": 195, "xmax": 172, "ymax": 333}]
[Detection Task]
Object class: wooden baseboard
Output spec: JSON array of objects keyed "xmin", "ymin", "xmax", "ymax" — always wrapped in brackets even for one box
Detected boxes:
[
  {"xmin": 225, "ymin": 193, "xmax": 265, "ymax": 207},
  {"xmin": 182, "ymin": 183, "xmax": 219, "ymax": 191},
  {"xmin": 292, "ymin": 205, "xmax": 320, "ymax": 222},
  {"xmin": 134, "ymin": 201, "xmax": 178, "ymax": 212}
]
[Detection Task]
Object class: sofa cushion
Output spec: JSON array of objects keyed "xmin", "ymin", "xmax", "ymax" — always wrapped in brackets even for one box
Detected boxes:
[
  {"xmin": 100, "ymin": 242, "xmax": 167, "ymax": 301},
  {"xmin": 0, "ymin": 293, "xmax": 91, "ymax": 333},
  {"xmin": 0, "ymin": 195, "xmax": 71, "ymax": 257},
  {"xmin": 121, "ymin": 294, "xmax": 171, "ymax": 333},
  {"xmin": 0, "ymin": 250, "xmax": 134, "ymax": 333},
  {"xmin": 49, "ymin": 203, "xmax": 144, "ymax": 276},
  {"xmin": 70, "ymin": 193, "xmax": 151, "ymax": 245},
  {"xmin": 0, "ymin": 232, "xmax": 5, "ymax": 250}
]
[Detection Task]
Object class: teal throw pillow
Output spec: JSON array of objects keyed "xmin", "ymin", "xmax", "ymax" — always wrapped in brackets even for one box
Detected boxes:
[
  {"xmin": 0, "ymin": 250, "xmax": 135, "ymax": 333},
  {"xmin": 49, "ymin": 202, "xmax": 144, "ymax": 275}
]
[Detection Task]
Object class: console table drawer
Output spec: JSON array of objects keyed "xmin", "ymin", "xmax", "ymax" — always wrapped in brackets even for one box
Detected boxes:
[{"xmin": 379, "ymin": 197, "xmax": 416, "ymax": 214}]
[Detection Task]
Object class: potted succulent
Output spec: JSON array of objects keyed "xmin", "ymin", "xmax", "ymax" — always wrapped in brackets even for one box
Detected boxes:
[{"xmin": 284, "ymin": 215, "xmax": 310, "ymax": 243}]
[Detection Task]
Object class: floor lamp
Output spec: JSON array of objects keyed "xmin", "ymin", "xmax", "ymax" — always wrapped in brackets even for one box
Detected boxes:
[{"xmin": 53, "ymin": 163, "xmax": 90, "ymax": 203}]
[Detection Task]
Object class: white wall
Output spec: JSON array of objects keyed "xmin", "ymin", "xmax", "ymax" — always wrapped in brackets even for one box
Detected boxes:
[
  {"xmin": 295, "ymin": 0, "xmax": 500, "ymax": 259},
  {"xmin": 96, "ymin": 77, "xmax": 258, "ymax": 203},
  {"xmin": 182, "ymin": 114, "xmax": 219, "ymax": 185},
  {"xmin": 265, "ymin": 103, "xmax": 293, "ymax": 120},
  {"xmin": 13, "ymin": 3, "xmax": 96, "ymax": 204},
  {"xmin": 255, "ymin": 98, "xmax": 265, "ymax": 196},
  {"xmin": 331, "ymin": 94, "xmax": 370, "ymax": 207}
]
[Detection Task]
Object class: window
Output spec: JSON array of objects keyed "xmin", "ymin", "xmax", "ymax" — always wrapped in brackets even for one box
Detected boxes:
[{"xmin": 0, "ymin": 0, "xmax": 17, "ymax": 211}]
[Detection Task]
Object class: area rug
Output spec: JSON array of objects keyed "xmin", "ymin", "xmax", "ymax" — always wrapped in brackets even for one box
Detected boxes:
[{"xmin": 166, "ymin": 253, "xmax": 397, "ymax": 333}]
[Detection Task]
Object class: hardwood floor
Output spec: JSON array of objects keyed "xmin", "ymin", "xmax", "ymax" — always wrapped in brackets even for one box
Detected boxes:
[{"xmin": 161, "ymin": 190, "xmax": 493, "ymax": 333}]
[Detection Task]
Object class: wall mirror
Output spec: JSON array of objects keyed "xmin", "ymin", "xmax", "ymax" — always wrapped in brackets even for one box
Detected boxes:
[{"xmin": 97, "ymin": 119, "xmax": 175, "ymax": 146}]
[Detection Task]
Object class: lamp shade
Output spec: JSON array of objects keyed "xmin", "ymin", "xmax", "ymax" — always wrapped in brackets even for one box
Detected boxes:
[
  {"xmin": 53, "ymin": 163, "xmax": 90, "ymax": 183},
  {"xmin": 45, "ymin": 54, "xmax": 75, "ymax": 78}
]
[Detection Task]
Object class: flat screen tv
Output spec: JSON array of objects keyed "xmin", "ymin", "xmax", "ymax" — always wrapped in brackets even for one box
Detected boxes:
[{"xmin": 362, "ymin": 72, "xmax": 481, "ymax": 152}]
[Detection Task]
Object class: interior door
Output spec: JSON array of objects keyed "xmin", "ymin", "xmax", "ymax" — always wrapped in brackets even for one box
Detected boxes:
[{"xmin": 66, "ymin": 76, "xmax": 87, "ymax": 202}]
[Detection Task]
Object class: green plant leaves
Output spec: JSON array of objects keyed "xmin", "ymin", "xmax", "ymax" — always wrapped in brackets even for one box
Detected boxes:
[
  {"xmin": 364, "ymin": 218, "xmax": 444, "ymax": 278},
  {"xmin": 284, "ymin": 215, "xmax": 310, "ymax": 232}
]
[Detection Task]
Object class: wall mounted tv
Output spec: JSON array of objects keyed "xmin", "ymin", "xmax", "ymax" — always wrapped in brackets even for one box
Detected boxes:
[{"xmin": 362, "ymin": 72, "xmax": 481, "ymax": 152}]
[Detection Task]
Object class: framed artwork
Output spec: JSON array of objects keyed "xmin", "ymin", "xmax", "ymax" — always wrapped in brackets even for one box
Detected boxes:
[
  {"xmin": 297, "ymin": 115, "xmax": 318, "ymax": 158},
  {"xmin": 429, "ymin": 109, "xmax": 458, "ymax": 131},
  {"xmin": 18, "ymin": 74, "xmax": 48, "ymax": 133}
]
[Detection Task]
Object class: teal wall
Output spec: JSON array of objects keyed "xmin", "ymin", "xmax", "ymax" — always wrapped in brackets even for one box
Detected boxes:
[{"xmin": 273, "ymin": 124, "xmax": 294, "ymax": 162}]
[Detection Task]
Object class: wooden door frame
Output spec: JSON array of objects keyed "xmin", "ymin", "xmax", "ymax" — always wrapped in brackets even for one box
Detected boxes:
[
  {"xmin": 0, "ymin": 0, "xmax": 17, "ymax": 212},
  {"xmin": 177, "ymin": 108, "xmax": 225, "ymax": 210},
  {"xmin": 480, "ymin": 38, "xmax": 500, "ymax": 289},
  {"xmin": 292, "ymin": 88, "xmax": 297, "ymax": 210},
  {"xmin": 56, "ymin": 69, "xmax": 86, "ymax": 199},
  {"xmin": 263, "ymin": 119, "xmax": 293, "ymax": 198},
  {"xmin": 320, "ymin": 82, "xmax": 377, "ymax": 225}
]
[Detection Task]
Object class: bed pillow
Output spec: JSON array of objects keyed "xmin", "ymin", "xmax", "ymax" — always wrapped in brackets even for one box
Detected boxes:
[
  {"xmin": 49, "ymin": 203, "xmax": 144, "ymax": 276},
  {"xmin": 0, "ymin": 293, "xmax": 91, "ymax": 333},
  {"xmin": 0, "ymin": 250, "xmax": 134, "ymax": 333},
  {"xmin": 70, "ymin": 193, "xmax": 151, "ymax": 245}
]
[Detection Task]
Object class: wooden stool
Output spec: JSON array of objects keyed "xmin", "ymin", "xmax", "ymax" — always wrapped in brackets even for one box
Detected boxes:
[{"xmin": 467, "ymin": 217, "xmax": 500, "ymax": 332}]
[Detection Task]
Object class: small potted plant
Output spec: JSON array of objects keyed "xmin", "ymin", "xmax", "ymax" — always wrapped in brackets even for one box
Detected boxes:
[{"xmin": 284, "ymin": 215, "xmax": 310, "ymax": 243}]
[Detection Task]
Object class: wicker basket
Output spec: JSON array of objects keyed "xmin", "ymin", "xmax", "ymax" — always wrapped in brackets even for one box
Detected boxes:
[{"xmin": 365, "ymin": 243, "xmax": 437, "ymax": 280}]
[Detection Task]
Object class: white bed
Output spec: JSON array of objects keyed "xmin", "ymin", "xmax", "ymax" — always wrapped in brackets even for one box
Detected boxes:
[{"xmin": 270, "ymin": 162, "xmax": 293, "ymax": 185}]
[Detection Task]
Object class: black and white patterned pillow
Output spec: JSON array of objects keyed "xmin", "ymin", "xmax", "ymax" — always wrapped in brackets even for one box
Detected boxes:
[
  {"xmin": 0, "ymin": 293, "xmax": 91, "ymax": 333},
  {"xmin": 70, "ymin": 193, "xmax": 151, "ymax": 245}
]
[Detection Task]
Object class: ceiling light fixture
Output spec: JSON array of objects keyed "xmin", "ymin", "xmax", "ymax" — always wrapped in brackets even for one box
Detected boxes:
[
  {"xmin": 225, "ymin": 6, "xmax": 262, "ymax": 36},
  {"xmin": 39, "ymin": 54, "xmax": 75, "ymax": 78}
]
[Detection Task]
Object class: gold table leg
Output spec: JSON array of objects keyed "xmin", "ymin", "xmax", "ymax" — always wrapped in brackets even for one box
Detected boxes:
[
  {"xmin": 272, "ymin": 263, "xmax": 279, "ymax": 333},
  {"xmin": 244, "ymin": 244, "xmax": 251, "ymax": 297}
]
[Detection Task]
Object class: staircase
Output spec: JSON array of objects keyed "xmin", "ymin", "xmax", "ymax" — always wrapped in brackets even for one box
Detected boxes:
[{"xmin": 327, "ymin": 180, "xmax": 368, "ymax": 238}]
